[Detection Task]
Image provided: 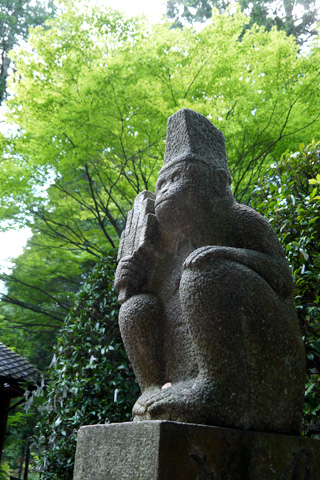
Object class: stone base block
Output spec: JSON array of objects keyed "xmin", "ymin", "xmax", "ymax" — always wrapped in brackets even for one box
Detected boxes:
[{"xmin": 73, "ymin": 421, "xmax": 320, "ymax": 480}]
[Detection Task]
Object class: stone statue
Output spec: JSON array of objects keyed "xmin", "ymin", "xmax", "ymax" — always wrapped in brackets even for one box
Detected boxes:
[{"xmin": 114, "ymin": 108, "xmax": 306, "ymax": 434}]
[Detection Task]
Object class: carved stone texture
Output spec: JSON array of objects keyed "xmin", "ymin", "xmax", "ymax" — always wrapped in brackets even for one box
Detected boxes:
[
  {"xmin": 73, "ymin": 421, "xmax": 320, "ymax": 480},
  {"xmin": 116, "ymin": 191, "xmax": 159, "ymax": 305},
  {"xmin": 114, "ymin": 108, "xmax": 306, "ymax": 434}
]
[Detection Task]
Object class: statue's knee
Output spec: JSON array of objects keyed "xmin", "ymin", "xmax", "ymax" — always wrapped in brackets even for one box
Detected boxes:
[
  {"xmin": 119, "ymin": 293, "xmax": 163, "ymax": 335},
  {"xmin": 180, "ymin": 259, "xmax": 265, "ymax": 316},
  {"xmin": 181, "ymin": 258, "xmax": 241, "ymax": 294}
]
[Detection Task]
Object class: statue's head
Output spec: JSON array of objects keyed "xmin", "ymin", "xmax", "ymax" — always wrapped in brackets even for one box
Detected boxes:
[{"xmin": 155, "ymin": 109, "xmax": 232, "ymax": 231}]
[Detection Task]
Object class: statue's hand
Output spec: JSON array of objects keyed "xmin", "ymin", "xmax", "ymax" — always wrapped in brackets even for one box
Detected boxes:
[
  {"xmin": 184, "ymin": 246, "xmax": 230, "ymax": 269},
  {"xmin": 115, "ymin": 253, "xmax": 147, "ymax": 305}
]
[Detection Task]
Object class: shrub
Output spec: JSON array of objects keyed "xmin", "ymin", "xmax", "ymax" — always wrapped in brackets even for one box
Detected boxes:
[{"xmin": 252, "ymin": 141, "xmax": 320, "ymax": 437}]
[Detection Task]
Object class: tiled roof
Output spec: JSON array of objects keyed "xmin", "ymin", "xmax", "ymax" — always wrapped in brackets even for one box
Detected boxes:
[{"xmin": 0, "ymin": 342, "xmax": 39, "ymax": 384}]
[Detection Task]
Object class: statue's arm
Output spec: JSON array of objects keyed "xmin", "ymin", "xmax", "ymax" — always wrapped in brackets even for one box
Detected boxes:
[
  {"xmin": 184, "ymin": 245, "xmax": 292, "ymax": 298},
  {"xmin": 114, "ymin": 250, "xmax": 149, "ymax": 305},
  {"xmin": 184, "ymin": 205, "xmax": 293, "ymax": 298}
]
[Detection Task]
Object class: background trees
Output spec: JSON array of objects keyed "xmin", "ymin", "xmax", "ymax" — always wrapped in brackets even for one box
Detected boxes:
[
  {"xmin": 0, "ymin": 238, "xmax": 95, "ymax": 368},
  {"xmin": 0, "ymin": 1, "xmax": 319, "ymax": 476},
  {"xmin": 1, "ymin": 4, "xmax": 320, "ymax": 362},
  {"xmin": 166, "ymin": 0, "xmax": 319, "ymax": 43},
  {"xmin": 0, "ymin": 0, "xmax": 57, "ymax": 103}
]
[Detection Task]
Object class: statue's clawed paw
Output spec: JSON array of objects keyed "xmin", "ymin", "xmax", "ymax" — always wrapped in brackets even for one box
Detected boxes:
[
  {"xmin": 184, "ymin": 246, "xmax": 220, "ymax": 269},
  {"xmin": 144, "ymin": 386, "xmax": 183, "ymax": 420},
  {"xmin": 132, "ymin": 386, "xmax": 162, "ymax": 420},
  {"xmin": 139, "ymin": 379, "xmax": 202, "ymax": 422}
]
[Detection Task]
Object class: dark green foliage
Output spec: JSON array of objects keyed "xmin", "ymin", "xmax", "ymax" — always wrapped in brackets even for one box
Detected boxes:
[
  {"xmin": 252, "ymin": 141, "xmax": 320, "ymax": 437},
  {"xmin": 166, "ymin": 0, "xmax": 223, "ymax": 27},
  {"xmin": 2, "ymin": 404, "xmax": 39, "ymax": 478},
  {"xmin": 0, "ymin": 0, "xmax": 57, "ymax": 102},
  {"xmin": 34, "ymin": 255, "xmax": 138, "ymax": 479},
  {"xmin": 0, "ymin": 240, "xmax": 97, "ymax": 370},
  {"xmin": 166, "ymin": 0, "xmax": 319, "ymax": 43},
  {"xmin": 238, "ymin": 0, "xmax": 319, "ymax": 42},
  {"xmin": 0, "ymin": 0, "xmax": 56, "ymax": 50}
]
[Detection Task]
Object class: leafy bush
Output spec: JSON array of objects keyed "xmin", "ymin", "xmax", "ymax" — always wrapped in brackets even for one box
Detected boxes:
[
  {"xmin": 0, "ymin": 462, "xmax": 11, "ymax": 480},
  {"xmin": 252, "ymin": 141, "xmax": 320, "ymax": 437},
  {"xmin": 34, "ymin": 255, "xmax": 138, "ymax": 479}
]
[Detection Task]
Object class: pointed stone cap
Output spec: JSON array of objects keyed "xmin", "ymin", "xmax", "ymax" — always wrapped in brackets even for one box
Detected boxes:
[{"xmin": 163, "ymin": 108, "xmax": 229, "ymax": 174}]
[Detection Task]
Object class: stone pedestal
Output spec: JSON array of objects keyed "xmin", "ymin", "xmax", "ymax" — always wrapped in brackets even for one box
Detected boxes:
[{"xmin": 73, "ymin": 421, "xmax": 320, "ymax": 480}]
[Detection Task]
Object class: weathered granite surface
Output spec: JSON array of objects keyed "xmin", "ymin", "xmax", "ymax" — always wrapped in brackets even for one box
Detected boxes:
[
  {"xmin": 114, "ymin": 108, "xmax": 306, "ymax": 434},
  {"xmin": 73, "ymin": 421, "xmax": 320, "ymax": 480}
]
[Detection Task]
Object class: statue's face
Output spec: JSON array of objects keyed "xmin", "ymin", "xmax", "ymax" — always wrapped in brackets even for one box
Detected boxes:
[{"xmin": 155, "ymin": 160, "xmax": 211, "ymax": 231}]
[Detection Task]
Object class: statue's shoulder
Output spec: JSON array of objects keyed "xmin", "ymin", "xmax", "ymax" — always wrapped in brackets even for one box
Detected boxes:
[
  {"xmin": 230, "ymin": 201, "xmax": 272, "ymax": 229},
  {"xmin": 229, "ymin": 201, "xmax": 282, "ymax": 254}
]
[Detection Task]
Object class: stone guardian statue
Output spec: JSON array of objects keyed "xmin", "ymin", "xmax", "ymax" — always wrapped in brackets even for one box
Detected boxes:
[{"xmin": 114, "ymin": 108, "xmax": 306, "ymax": 435}]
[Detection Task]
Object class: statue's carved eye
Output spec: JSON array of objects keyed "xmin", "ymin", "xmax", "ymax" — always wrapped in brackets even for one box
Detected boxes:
[
  {"xmin": 157, "ymin": 180, "xmax": 165, "ymax": 190},
  {"xmin": 172, "ymin": 174, "xmax": 181, "ymax": 182}
]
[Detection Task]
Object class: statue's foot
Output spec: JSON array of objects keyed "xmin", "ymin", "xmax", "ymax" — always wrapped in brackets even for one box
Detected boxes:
[
  {"xmin": 137, "ymin": 376, "xmax": 214, "ymax": 424},
  {"xmin": 132, "ymin": 386, "xmax": 162, "ymax": 420}
]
